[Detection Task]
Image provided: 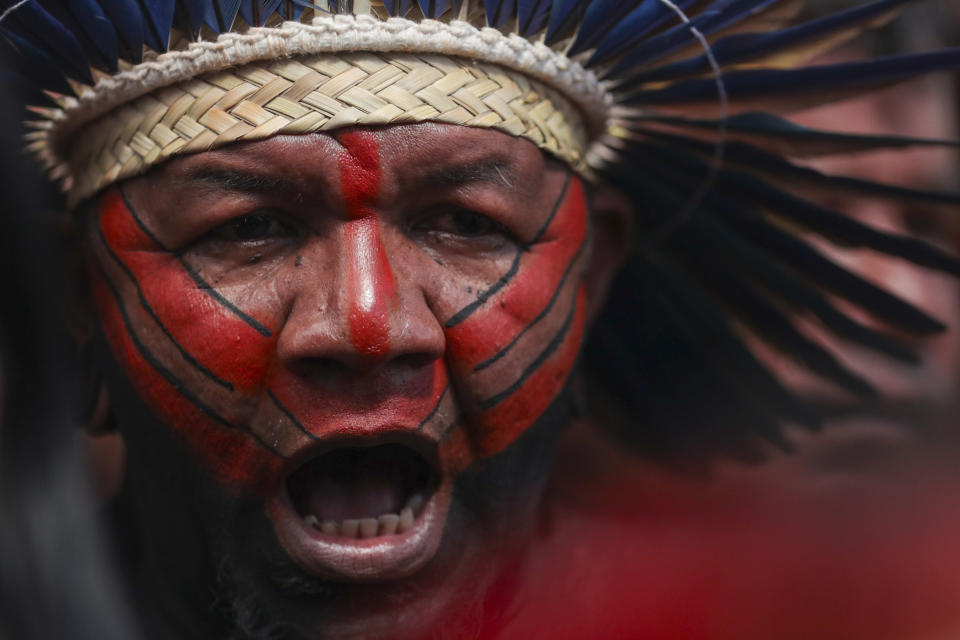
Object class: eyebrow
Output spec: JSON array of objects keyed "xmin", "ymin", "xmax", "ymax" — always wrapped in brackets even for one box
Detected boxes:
[
  {"xmin": 420, "ymin": 158, "xmax": 517, "ymax": 190},
  {"xmin": 177, "ymin": 168, "xmax": 300, "ymax": 195}
]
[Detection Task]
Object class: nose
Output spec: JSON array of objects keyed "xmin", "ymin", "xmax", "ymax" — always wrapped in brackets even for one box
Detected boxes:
[{"xmin": 275, "ymin": 224, "xmax": 445, "ymax": 378}]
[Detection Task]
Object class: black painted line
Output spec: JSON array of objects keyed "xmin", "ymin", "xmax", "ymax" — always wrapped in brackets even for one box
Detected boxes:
[
  {"xmin": 92, "ymin": 251, "xmax": 286, "ymax": 459},
  {"xmin": 532, "ymin": 172, "xmax": 572, "ymax": 243},
  {"xmin": 118, "ymin": 187, "xmax": 168, "ymax": 251},
  {"xmin": 416, "ymin": 386, "xmax": 449, "ymax": 432},
  {"xmin": 267, "ymin": 389, "xmax": 319, "ymax": 441},
  {"xmin": 479, "ymin": 297, "xmax": 577, "ymax": 411},
  {"xmin": 97, "ymin": 222, "xmax": 236, "ymax": 391},
  {"xmin": 177, "ymin": 257, "xmax": 273, "ymax": 338},
  {"xmin": 118, "ymin": 185, "xmax": 273, "ymax": 338},
  {"xmin": 474, "ymin": 239, "xmax": 585, "ymax": 372},
  {"xmin": 444, "ymin": 250, "xmax": 523, "ymax": 328},
  {"xmin": 444, "ymin": 173, "xmax": 573, "ymax": 329}
]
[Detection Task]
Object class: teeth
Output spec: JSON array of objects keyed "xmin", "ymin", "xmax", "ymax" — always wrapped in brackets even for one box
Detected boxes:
[
  {"xmin": 341, "ymin": 519, "xmax": 360, "ymax": 538},
  {"xmin": 320, "ymin": 520, "xmax": 339, "ymax": 536},
  {"xmin": 359, "ymin": 518, "xmax": 379, "ymax": 539},
  {"xmin": 378, "ymin": 514, "xmax": 400, "ymax": 536},
  {"xmin": 398, "ymin": 506, "xmax": 414, "ymax": 534},
  {"xmin": 303, "ymin": 494, "xmax": 426, "ymax": 539},
  {"xmin": 407, "ymin": 493, "xmax": 425, "ymax": 516}
]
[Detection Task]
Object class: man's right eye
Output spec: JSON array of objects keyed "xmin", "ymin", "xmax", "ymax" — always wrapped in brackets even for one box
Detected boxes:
[{"xmin": 212, "ymin": 212, "xmax": 296, "ymax": 243}]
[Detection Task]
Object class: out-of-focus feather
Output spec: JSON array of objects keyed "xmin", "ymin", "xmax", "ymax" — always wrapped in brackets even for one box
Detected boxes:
[
  {"xmin": 623, "ymin": 49, "xmax": 960, "ymax": 116},
  {"xmin": 517, "ymin": 0, "xmax": 550, "ymax": 36},
  {"xmin": 622, "ymin": 0, "xmax": 911, "ymax": 84},
  {"xmin": 3, "ymin": 2, "xmax": 93, "ymax": 83},
  {"xmin": 544, "ymin": 0, "xmax": 589, "ymax": 45},
  {"xmin": 567, "ymin": 0, "xmax": 644, "ymax": 56},
  {"xmin": 632, "ymin": 112, "xmax": 960, "ymax": 158},
  {"xmin": 39, "ymin": 0, "xmax": 119, "ymax": 72},
  {"xmin": 96, "ymin": 0, "xmax": 144, "ymax": 62}
]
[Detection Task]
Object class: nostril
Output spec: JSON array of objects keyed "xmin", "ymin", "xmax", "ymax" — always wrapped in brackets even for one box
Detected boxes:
[
  {"xmin": 392, "ymin": 353, "xmax": 439, "ymax": 372},
  {"xmin": 288, "ymin": 357, "xmax": 356, "ymax": 383}
]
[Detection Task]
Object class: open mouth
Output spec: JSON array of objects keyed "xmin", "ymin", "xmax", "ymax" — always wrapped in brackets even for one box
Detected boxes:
[
  {"xmin": 287, "ymin": 444, "xmax": 434, "ymax": 539},
  {"xmin": 267, "ymin": 439, "xmax": 452, "ymax": 582}
]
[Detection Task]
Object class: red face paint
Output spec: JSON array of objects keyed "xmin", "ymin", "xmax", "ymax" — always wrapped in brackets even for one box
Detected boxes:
[
  {"xmin": 89, "ymin": 130, "xmax": 591, "ymax": 495},
  {"xmin": 338, "ymin": 131, "xmax": 396, "ymax": 360}
]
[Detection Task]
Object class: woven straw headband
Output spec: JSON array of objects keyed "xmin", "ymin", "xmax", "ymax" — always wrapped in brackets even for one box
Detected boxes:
[{"xmin": 28, "ymin": 15, "xmax": 612, "ymax": 207}]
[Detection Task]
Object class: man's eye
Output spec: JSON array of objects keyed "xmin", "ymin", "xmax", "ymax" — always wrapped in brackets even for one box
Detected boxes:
[
  {"xmin": 215, "ymin": 213, "xmax": 294, "ymax": 242},
  {"xmin": 424, "ymin": 209, "xmax": 508, "ymax": 239}
]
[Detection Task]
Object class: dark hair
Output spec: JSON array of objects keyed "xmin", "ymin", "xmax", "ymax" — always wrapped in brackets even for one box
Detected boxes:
[{"xmin": 0, "ymin": 69, "xmax": 140, "ymax": 640}]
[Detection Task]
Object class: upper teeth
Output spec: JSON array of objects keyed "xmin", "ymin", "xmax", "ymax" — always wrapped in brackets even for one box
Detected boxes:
[{"xmin": 304, "ymin": 493, "xmax": 425, "ymax": 539}]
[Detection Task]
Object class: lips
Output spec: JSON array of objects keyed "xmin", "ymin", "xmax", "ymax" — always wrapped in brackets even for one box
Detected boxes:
[{"xmin": 267, "ymin": 435, "xmax": 452, "ymax": 582}]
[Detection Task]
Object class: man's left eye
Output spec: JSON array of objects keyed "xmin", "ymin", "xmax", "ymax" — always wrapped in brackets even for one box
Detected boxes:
[{"xmin": 421, "ymin": 209, "xmax": 509, "ymax": 239}]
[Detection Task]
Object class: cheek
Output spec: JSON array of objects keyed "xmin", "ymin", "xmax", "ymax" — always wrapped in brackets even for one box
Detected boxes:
[
  {"xmin": 89, "ymin": 190, "xmax": 295, "ymax": 494},
  {"xmin": 439, "ymin": 177, "xmax": 590, "ymax": 463}
]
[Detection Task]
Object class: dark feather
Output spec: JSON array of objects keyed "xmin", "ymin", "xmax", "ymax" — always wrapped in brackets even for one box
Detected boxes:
[
  {"xmin": 632, "ymin": 112, "xmax": 960, "ymax": 158},
  {"xmin": 38, "ymin": 0, "xmax": 119, "ymax": 72},
  {"xmin": 586, "ymin": 0, "xmax": 699, "ymax": 66},
  {"xmin": 567, "ymin": 0, "xmax": 644, "ymax": 56},
  {"xmin": 484, "ymin": 0, "xmax": 516, "ymax": 27},
  {"xmin": 135, "ymin": 0, "xmax": 176, "ymax": 51},
  {"xmin": 602, "ymin": 0, "xmax": 784, "ymax": 76},
  {"xmin": 621, "ymin": 0, "xmax": 912, "ymax": 84},
  {"xmin": 544, "ymin": 0, "xmax": 589, "ymax": 45},
  {"xmin": 96, "ymin": 0, "xmax": 144, "ymax": 62},
  {"xmin": 622, "ymin": 48, "xmax": 960, "ymax": 107},
  {"xmin": 3, "ymin": 2, "xmax": 93, "ymax": 83},
  {"xmin": 517, "ymin": 0, "xmax": 550, "ymax": 36}
]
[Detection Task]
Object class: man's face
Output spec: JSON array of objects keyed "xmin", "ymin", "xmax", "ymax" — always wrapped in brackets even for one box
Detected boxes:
[{"xmin": 86, "ymin": 123, "xmax": 596, "ymax": 636}]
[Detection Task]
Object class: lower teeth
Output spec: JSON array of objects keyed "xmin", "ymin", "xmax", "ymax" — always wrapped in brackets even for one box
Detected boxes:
[{"xmin": 305, "ymin": 494, "xmax": 425, "ymax": 539}]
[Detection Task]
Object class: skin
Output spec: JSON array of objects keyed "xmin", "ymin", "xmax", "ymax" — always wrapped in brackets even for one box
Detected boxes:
[{"xmin": 84, "ymin": 122, "xmax": 629, "ymax": 639}]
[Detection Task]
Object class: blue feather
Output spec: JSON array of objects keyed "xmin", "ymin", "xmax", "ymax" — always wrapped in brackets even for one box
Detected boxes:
[
  {"xmin": 517, "ymin": 0, "xmax": 550, "ymax": 36},
  {"xmin": 177, "ymin": 0, "xmax": 207, "ymax": 35},
  {"xmin": 624, "ymin": 48, "xmax": 960, "ymax": 105},
  {"xmin": 587, "ymin": 0, "xmax": 698, "ymax": 66},
  {"xmin": 567, "ymin": 0, "xmax": 644, "ymax": 56},
  {"xmin": 544, "ymin": 0, "xmax": 589, "ymax": 44},
  {"xmin": 3, "ymin": 2, "xmax": 93, "ymax": 83},
  {"xmin": 415, "ymin": 0, "xmax": 451, "ymax": 18},
  {"xmin": 625, "ymin": 0, "xmax": 914, "ymax": 84},
  {"xmin": 605, "ymin": 0, "xmax": 782, "ymax": 77},
  {"xmin": 38, "ymin": 0, "xmax": 119, "ymax": 71},
  {"xmin": 136, "ymin": 0, "xmax": 176, "ymax": 51},
  {"xmin": 96, "ymin": 0, "xmax": 144, "ymax": 62},
  {"xmin": 484, "ymin": 0, "xmax": 516, "ymax": 27},
  {"xmin": 0, "ymin": 28, "xmax": 76, "ymax": 94},
  {"xmin": 239, "ymin": 0, "xmax": 284, "ymax": 25}
]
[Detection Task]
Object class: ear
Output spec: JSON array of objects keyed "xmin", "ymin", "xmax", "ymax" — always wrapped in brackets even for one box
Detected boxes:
[{"xmin": 584, "ymin": 184, "xmax": 633, "ymax": 323}]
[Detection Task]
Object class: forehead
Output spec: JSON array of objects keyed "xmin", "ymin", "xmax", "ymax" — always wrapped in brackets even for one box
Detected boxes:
[{"xmin": 129, "ymin": 122, "xmax": 562, "ymax": 201}]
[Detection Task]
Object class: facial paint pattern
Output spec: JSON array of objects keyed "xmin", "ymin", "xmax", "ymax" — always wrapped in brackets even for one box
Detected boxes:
[{"xmin": 88, "ymin": 131, "xmax": 589, "ymax": 496}]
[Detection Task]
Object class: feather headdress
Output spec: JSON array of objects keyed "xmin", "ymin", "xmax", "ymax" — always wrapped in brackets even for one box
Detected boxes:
[{"xmin": 1, "ymin": 0, "xmax": 959, "ymax": 462}]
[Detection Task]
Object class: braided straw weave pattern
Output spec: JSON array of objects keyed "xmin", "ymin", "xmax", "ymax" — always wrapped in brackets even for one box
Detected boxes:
[{"xmin": 67, "ymin": 51, "xmax": 589, "ymax": 205}]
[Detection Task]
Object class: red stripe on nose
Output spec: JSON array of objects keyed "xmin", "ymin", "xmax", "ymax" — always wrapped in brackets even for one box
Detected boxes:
[{"xmin": 339, "ymin": 131, "xmax": 396, "ymax": 360}]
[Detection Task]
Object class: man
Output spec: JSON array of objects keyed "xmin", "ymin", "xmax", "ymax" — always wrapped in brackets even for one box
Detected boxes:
[{"xmin": 2, "ymin": 1, "xmax": 959, "ymax": 638}]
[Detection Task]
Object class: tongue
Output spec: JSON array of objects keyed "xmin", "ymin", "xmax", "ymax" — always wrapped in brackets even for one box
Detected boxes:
[{"xmin": 288, "ymin": 445, "xmax": 426, "ymax": 522}]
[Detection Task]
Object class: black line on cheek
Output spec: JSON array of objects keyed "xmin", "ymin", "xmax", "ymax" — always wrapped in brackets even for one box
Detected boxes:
[
  {"xmin": 267, "ymin": 389, "xmax": 319, "ymax": 441},
  {"xmin": 177, "ymin": 256, "xmax": 274, "ymax": 338},
  {"xmin": 474, "ymin": 238, "xmax": 586, "ymax": 372},
  {"xmin": 416, "ymin": 385, "xmax": 449, "ymax": 432},
  {"xmin": 118, "ymin": 184, "xmax": 274, "ymax": 339},
  {"xmin": 445, "ymin": 250, "xmax": 523, "ymax": 328},
  {"xmin": 96, "ymin": 222, "xmax": 236, "ymax": 391},
  {"xmin": 118, "ymin": 186, "xmax": 169, "ymax": 251},
  {"xmin": 443, "ymin": 173, "xmax": 573, "ymax": 329},
  {"xmin": 92, "ymin": 251, "xmax": 286, "ymax": 459},
  {"xmin": 532, "ymin": 172, "xmax": 572, "ymax": 243},
  {"xmin": 479, "ymin": 296, "xmax": 578, "ymax": 411}
]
